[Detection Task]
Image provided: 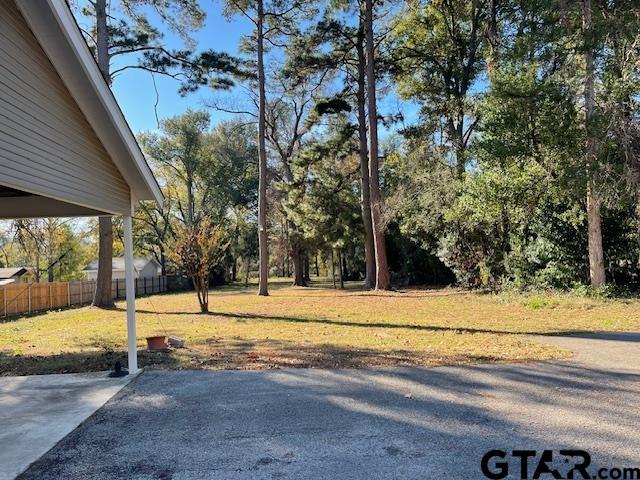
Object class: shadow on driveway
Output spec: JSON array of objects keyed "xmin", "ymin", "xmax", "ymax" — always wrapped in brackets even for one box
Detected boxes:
[{"xmin": 18, "ymin": 333, "xmax": 640, "ymax": 480}]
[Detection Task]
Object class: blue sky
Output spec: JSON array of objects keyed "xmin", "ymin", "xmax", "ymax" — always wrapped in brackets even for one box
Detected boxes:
[
  {"xmin": 73, "ymin": 1, "xmax": 417, "ymax": 137},
  {"xmin": 74, "ymin": 2, "xmax": 254, "ymax": 133}
]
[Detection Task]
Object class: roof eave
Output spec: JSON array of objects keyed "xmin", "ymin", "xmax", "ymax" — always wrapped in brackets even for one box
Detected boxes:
[{"xmin": 16, "ymin": 0, "xmax": 163, "ymax": 207}]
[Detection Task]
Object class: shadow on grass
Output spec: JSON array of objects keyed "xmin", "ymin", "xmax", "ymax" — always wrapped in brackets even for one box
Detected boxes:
[
  {"xmin": 0, "ymin": 335, "xmax": 532, "ymax": 377},
  {"xmin": 113, "ymin": 306, "xmax": 640, "ymax": 340},
  {"xmin": 3, "ymin": 326, "xmax": 639, "ymax": 376},
  {"xmin": 5, "ymin": 328, "xmax": 638, "ymax": 377},
  {"xmin": 0, "ymin": 349, "xmax": 181, "ymax": 376}
]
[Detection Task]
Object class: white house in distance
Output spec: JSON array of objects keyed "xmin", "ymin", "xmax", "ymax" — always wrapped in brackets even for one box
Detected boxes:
[
  {"xmin": 0, "ymin": 267, "xmax": 32, "ymax": 285},
  {"xmin": 0, "ymin": 0, "xmax": 163, "ymax": 372},
  {"xmin": 84, "ymin": 257, "xmax": 161, "ymax": 281}
]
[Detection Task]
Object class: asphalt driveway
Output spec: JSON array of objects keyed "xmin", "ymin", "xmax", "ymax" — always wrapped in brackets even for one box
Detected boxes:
[{"xmin": 18, "ymin": 332, "xmax": 640, "ymax": 479}]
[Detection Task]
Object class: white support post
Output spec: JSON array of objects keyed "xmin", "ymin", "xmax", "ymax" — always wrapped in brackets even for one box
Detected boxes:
[{"xmin": 123, "ymin": 214, "xmax": 138, "ymax": 373}]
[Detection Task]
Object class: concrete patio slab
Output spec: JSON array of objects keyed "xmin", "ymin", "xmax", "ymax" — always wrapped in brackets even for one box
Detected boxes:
[
  {"xmin": 17, "ymin": 332, "xmax": 640, "ymax": 480},
  {"xmin": 0, "ymin": 371, "xmax": 135, "ymax": 480}
]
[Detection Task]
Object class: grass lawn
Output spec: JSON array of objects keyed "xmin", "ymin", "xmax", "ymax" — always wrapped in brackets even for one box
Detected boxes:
[{"xmin": 2, "ymin": 278, "xmax": 640, "ymax": 375}]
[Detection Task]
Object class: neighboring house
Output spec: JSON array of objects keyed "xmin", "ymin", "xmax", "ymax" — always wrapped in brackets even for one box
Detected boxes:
[
  {"xmin": 84, "ymin": 257, "xmax": 161, "ymax": 281},
  {"xmin": 0, "ymin": 267, "xmax": 33, "ymax": 285}
]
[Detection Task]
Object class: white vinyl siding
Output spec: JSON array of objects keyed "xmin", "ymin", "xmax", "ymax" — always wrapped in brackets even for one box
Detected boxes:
[{"xmin": 0, "ymin": 1, "xmax": 130, "ymax": 214}]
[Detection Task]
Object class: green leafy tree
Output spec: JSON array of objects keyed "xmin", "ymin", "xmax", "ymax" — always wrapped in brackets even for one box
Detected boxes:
[
  {"xmin": 286, "ymin": 5, "xmax": 377, "ymax": 287},
  {"xmin": 389, "ymin": 0, "xmax": 487, "ymax": 177},
  {"xmin": 169, "ymin": 219, "xmax": 229, "ymax": 313},
  {"xmin": 139, "ymin": 114, "xmax": 258, "ymax": 281},
  {"xmin": 140, "ymin": 110, "xmax": 213, "ymax": 226},
  {"xmin": 12, "ymin": 219, "xmax": 89, "ymax": 282},
  {"xmin": 288, "ymin": 117, "xmax": 362, "ymax": 286},
  {"xmin": 74, "ymin": 0, "xmax": 239, "ymax": 307}
]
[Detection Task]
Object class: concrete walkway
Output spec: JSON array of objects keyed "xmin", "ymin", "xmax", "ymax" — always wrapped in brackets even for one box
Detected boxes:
[
  {"xmin": 16, "ymin": 333, "xmax": 640, "ymax": 479},
  {"xmin": 0, "ymin": 372, "xmax": 135, "ymax": 480}
]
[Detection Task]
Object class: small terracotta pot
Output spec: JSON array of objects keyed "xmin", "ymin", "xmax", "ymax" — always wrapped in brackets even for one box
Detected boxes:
[{"xmin": 146, "ymin": 335, "xmax": 167, "ymax": 351}]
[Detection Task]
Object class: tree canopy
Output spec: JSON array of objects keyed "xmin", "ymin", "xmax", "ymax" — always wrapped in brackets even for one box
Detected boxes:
[{"xmin": 6, "ymin": 0, "xmax": 638, "ymax": 299}]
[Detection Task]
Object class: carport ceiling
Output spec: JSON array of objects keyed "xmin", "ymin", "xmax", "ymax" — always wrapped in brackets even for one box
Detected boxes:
[
  {"xmin": 0, "ymin": 186, "xmax": 31, "ymax": 198},
  {"xmin": 0, "ymin": 183, "xmax": 107, "ymax": 219}
]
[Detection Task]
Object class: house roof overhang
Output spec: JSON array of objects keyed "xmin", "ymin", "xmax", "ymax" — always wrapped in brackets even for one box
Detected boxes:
[
  {"xmin": 14, "ymin": 0, "xmax": 163, "ymax": 208},
  {"xmin": 0, "ymin": 191, "xmax": 107, "ymax": 218}
]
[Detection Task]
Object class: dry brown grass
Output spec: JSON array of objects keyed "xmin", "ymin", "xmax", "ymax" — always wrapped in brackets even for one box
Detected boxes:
[{"xmin": 2, "ymin": 279, "xmax": 639, "ymax": 375}]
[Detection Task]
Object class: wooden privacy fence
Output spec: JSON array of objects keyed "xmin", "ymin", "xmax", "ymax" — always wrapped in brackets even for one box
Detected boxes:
[{"xmin": 0, "ymin": 276, "xmax": 168, "ymax": 317}]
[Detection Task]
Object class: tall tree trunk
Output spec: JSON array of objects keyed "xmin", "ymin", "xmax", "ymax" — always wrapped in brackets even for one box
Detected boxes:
[
  {"xmin": 231, "ymin": 257, "xmax": 237, "ymax": 282},
  {"xmin": 304, "ymin": 255, "xmax": 310, "ymax": 282},
  {"xmin": 94, "ymin": 217, "xmax": 114, "ymax": 306},
  {"xmin": 186, "ymin": 177, "xmax": 195, "ymax": 225},
  {"xmin": 93, "ymin": 0, "xmax": 115, "ymax": 308},
  {"xmin": 34, "ymin": 246, "xmax": 40, "ymax": 283},
  {"xmin": 342, "ymin": 252, "xmax": 348, "ymax": 284},
  {"xmin": 292, "ymin": 243, "xmax": 306, "ymax": 286},
  {"xmin": 583, "ymin": 0, "xmax": 606, "ymax": 287},
  {"xmin": 486, "ymin": 0, "xmax": 499, "ymax": 73},
  {"xmin": 364, "ymin": 0, "xmax": 391, "ymax": 290},
  {"xmin": 338, "ymin": 249, "xmax": 344, "ymax": 289},
  {"xmin": 257, "ymin": 0, "xmax": 269, "ymax": 296},
  {"xmin": 455, "ymin": 115, "xmax": 466, "ymax": 177},
  {"xmin": 331, "ymin": 249, "xmax": 336, "ymax": 289},
  {"xmin": 159, "ymin": 248, "xmax": 166, "ymax": 276},
  {"xmin": 95, "ymin": 0, "xmax": 109, "ymax": 83},
  {"xmin": 290, "ymin": 224, "xmax": 307, "ymax": 286},
  {"xmin": 356, "ymin": 20, "xmax": 376, "ymax": 289}
]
